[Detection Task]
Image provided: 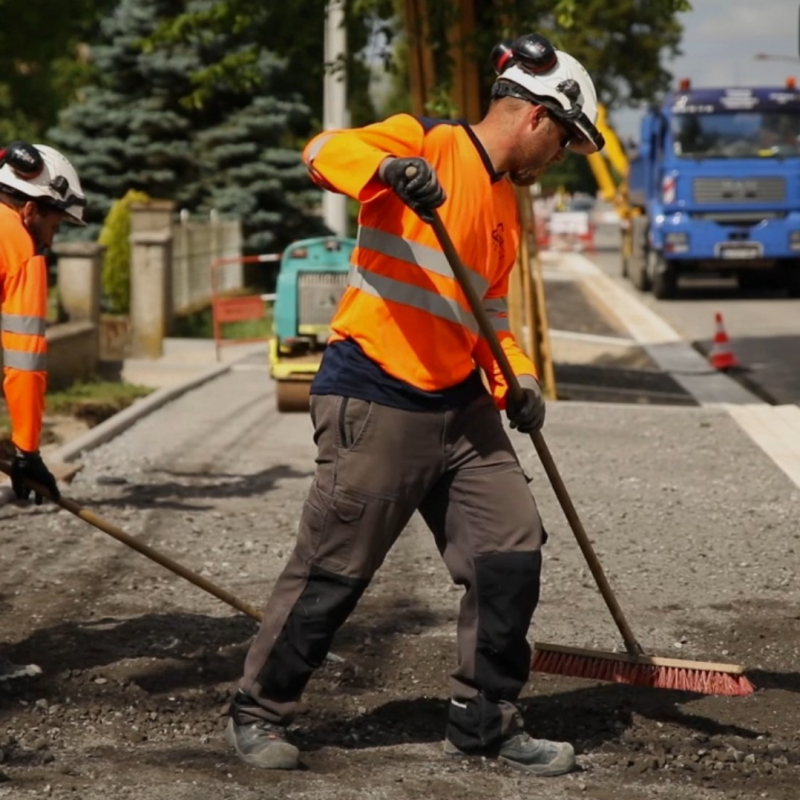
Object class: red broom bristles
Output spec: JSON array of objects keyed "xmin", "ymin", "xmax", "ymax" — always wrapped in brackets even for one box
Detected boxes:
[{"xmin": 532, "ymin": 648, "xmax": 756, "ymax": 697}]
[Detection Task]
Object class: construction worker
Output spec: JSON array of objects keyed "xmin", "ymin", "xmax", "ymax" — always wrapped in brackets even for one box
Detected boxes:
[
  {"xmin": 227, "ymin": 33, "xmax": 604, "ymax": 775},
  {"xmin": 0, "ymin": 140, "xmax": 86, "ymax": 680}
]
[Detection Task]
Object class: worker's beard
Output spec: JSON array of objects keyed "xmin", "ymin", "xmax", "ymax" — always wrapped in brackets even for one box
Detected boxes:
[
  {"xmin": 508, "ymin": 166, "xmax": 543, "ymax": 186},
  {"xmin": 507, "ymin": 143, "xmax": 555, "ymax": 186}
]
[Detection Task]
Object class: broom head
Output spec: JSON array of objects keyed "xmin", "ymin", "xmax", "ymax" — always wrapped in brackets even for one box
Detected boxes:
[{"xmin": 533, "ymin": 642, "xmax": 755, "ymax": 697}]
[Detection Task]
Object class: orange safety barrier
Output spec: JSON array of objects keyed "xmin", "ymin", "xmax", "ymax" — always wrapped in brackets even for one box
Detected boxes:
[{"xmin": 210, "ymin": 253, "xmax": 281, "ymax": 360}]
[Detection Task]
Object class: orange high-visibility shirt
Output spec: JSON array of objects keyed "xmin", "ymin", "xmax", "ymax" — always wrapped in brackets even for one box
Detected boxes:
[
  {"xmin": 0, "ymin": 203, "xmax": 48, "ymax": 452},
  {"xmin": 303, "ymin": 114, "xmax": 536, "ymax": 408}
]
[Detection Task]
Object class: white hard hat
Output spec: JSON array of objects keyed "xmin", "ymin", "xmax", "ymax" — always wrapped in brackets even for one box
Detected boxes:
[
  {"xmin": 0, "ymin": 141, "xmax": 87, "ymax": 225},
  {"xmin": 490, "ymin": 35, "xmax": 604, "ymax": 155}
]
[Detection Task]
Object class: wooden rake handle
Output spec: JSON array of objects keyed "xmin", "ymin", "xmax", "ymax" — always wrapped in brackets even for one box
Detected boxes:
[
  {"xmin": 0, "ymin": 460, "xmax": 264, "ymax": 623},
  {"xmin": 427, "ymin": 210, "xmax": 644, "ymax": 658}
]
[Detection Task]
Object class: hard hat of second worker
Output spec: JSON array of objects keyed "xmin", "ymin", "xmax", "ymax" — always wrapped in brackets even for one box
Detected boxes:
[
  {"xmin": 0, "ymin": 141, "xmax": 87, "ymax": 225},
  {"xmin": 490, "ymin": 34, "xmax": 605, "ymax": 155}
]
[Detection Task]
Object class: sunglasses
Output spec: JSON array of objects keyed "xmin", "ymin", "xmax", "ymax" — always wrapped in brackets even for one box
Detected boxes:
[{"xmin": 547, "ymin": 113, "xmax": 573, "ymax": 150}]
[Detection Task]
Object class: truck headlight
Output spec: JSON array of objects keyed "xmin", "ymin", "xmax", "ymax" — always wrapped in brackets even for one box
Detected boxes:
[
  {"xmin": 665, "ymin": 232, "xmax": 689, "ymax": 254},
  {"xmin": 790, "ymin": 231, "xmax": 800, "ymax": 251}
]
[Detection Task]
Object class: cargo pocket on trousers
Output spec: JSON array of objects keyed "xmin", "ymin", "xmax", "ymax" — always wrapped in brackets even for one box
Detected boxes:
[{"xmin": 314, "ymin": 491, "xmax": 366, "ymax": 576}]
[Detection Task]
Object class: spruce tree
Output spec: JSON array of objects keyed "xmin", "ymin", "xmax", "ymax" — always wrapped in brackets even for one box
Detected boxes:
[
  {"xmin": 49, "ymin": 0, "xmax": 326, "ymax": 252},
  {"xmin": 49, "ymin": 0, "xmax": 199, "ymax": 239},
  {"xmin": 194, "ymin": 57, "xmax": 328, "ymax": 253}
]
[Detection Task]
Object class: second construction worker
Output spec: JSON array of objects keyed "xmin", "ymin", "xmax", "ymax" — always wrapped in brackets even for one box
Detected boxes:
[
  {"xmin": 227, "ymin": 34, "xmax": 605, "ymax": 776},
  {"xmin": 0, "ymin": 140, "xmax": 86, "ymax": 680}
]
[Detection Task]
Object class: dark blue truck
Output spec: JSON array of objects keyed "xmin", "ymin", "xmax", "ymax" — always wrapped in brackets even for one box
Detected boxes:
[{"xmin": 624, "ymin": 80, "xmax": 800, "ymax": 298}]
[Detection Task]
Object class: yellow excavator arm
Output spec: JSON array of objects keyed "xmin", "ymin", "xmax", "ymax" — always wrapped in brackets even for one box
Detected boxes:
[{"xmin": 587, "ymin": 104, "xmax": 629, "ymax": 209}]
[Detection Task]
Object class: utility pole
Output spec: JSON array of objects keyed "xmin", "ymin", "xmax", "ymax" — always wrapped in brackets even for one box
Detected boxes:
[{"xmin": 323, "ymin": 0, "xmax": 348, "ymax": 236}]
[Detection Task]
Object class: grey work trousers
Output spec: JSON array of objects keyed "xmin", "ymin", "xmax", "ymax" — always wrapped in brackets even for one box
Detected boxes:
[{"xmin": 239, "ymin": 392, "xmax": 545, "ymax": 751}]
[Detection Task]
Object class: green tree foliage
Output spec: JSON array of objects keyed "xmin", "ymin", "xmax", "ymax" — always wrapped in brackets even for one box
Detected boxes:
[
  {"xmin": 196, "ymin": 93, "xmax": 329, "ymax": 252},
  {"xmin": 48, "ymin": 0, "xmax": 325, "ymax": 252},
  {"xmin": 0, "ymin": 0, "xmax": 116, "ymax": 142},
  {"xmin": 98, "ymin": 189, "xmax": 152, "ymax": 314},
  {"xmin": 152, "ymin": 0, "xmax": 395, "ymax": 126},
  {"xmin": 48, "ymin": 0, "xmax": 206, "ymax": 238}
]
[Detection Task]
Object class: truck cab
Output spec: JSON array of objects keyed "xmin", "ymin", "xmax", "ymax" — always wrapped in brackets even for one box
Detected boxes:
[{"xmin": 626, "ymin": 80, "xmax": 800, "ymax": 298}]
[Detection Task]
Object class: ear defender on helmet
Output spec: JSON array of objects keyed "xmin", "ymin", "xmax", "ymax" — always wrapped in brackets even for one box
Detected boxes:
[
  {"xmin": 510, "ymin": 34, "xmax": 558, "ymax": 75},
  {"xmin": 0, "ymin": 141, "xmax": 45, "ymax": 180},
  {"xmin": 491, "ymin": 41, "xmax": 515, "ymax": 75}
]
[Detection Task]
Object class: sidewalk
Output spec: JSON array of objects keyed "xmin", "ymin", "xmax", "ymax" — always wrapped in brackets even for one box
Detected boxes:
[
  {"xmin": 121, "ymin": 337, "xmax": 268, "ymax": 390},
  {"xmin": 0, "ymin": 338, "xmax": 268, "ymax": 506}
]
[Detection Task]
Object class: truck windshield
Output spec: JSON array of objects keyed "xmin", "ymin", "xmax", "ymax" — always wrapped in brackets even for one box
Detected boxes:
[{"xmin": 672, "ymin": 112, "xmax": 800, "ymax": 158}]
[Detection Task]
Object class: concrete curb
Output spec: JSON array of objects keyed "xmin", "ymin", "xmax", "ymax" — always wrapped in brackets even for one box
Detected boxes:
[
  {"xmin": 0, "ymin": 362, "xmax": 231, "ymax": 508},
  {"xmin": 553, "ymin": 251, "xmax": 764, "ymax": 406}
]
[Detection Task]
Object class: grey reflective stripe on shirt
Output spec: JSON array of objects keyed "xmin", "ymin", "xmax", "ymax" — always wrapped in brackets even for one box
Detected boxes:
[
  {"xmin": 305, "ymin": 133, "xmax": 335, "ymax": 163},
  {"xmin": 348, "ymin": 266, "xmax": 479, "ymax": 335},
  {"xmin": 357, "ymin": 226, "xmax": 490, "ymax": 296},
  {"xmin": 1, "ymin": 313, "xmax": 47, "ymax": 336},
  {"xmin": 2, "ymin": 348, "xmax": 47, "ymax": 371},
  {"xmin": 483, "ymin": 297, "xmax": 510, "ymax": 332}
]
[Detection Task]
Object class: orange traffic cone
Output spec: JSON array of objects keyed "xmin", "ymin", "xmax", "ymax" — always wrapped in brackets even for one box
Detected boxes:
[{"xmin": 709, "ymin": 312, "xmax": 739, "ymax": 371}]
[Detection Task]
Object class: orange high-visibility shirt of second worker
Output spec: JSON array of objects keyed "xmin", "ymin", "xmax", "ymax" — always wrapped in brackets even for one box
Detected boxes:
[
  {"xmin": 303, "ymin": 113, "xmax": 537, "ymax": 409},
  {"xmin": 0, "ymin": 202, "xmax": 48, "ymax": 453}
]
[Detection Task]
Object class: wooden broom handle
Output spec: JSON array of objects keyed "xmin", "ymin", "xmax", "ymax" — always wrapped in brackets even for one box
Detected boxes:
[
  {"xmin": 0, "ymin": 461, "xmax": 264, "ymax": 623},
  {"xmin": 428, "ymin": 210, "xmax": 644, "ymax": 657}
]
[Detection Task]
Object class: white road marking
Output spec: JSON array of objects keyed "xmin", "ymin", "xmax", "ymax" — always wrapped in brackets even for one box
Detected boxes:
[
  {"xmin": 548, "ymin": 329, "xmax": 636, "ymax": 346},
  {"xmin": 725, "ymin": 405, "xmax": 800, "ymax": 489},
  {"xmin": 547, "ymin": 251, "xmax": 761, "ymax": 406},
  {"xmin": 542, "ymin": 250, "xmax": 800, "ymax": 490}
]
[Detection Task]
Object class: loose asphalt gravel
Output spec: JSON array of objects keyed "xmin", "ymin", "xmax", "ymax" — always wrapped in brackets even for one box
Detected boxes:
[{"xmin": 1, "ymin": 364, "xmax": 799, "ymax": 799}]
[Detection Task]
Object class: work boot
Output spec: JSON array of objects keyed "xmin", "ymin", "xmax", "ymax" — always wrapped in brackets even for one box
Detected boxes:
[
  {"xmin": 226, "ymin": 692, "xmax": 299, "ymax": 770},
  {"xmin": 444, "ymin": 731, "xmax": 575, "ymax": 777},
  {"xmin": 0, "ymin": 655, "xmax": 42, "ymax": 682}
]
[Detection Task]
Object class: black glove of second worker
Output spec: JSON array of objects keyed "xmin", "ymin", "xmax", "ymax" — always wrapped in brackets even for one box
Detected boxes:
[
  {"xmin": 379, "ymin": 157, "xmax": 445, "ymax": 222},
  {"xmin": 506, "ymin": 375, "xmax": 546, "ymax": 434},
  {"xmin": 11, "ymin": 447, "xmax": 60, "ymax": 505}
]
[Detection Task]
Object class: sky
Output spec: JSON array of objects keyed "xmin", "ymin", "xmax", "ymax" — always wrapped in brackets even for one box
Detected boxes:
[{"xmin": 612, "ymin": 0, "xmax": 800, "ymax": 141}]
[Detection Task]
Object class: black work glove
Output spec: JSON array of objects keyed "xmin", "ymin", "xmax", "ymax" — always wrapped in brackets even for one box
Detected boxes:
[
  {"xmin": 506, "ymin": 375, "xmax": 546, "ymax": 434},
  {"xmin": 378, "ymin": 156, "xmax": 446, "ymax": 223},
  {"xmin": 11, "ymin": 447, "xmax": 60, "ymax": 505}
]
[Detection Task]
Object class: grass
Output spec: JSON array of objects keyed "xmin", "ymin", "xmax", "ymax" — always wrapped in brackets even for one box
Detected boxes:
[
  {"xmin": 47, "ymin": 286, "xmax": 61, "ymax": 324},
  {"xmin": 1, "ymin": 377, "xmax": 154, "ymax": 443},
  {"xmin": 172, "ymin": 298, "xmax": 273, "ymax": 340},
  {"xmin": 46, "ymin": 377, "xmax": 153, "ymax": 426}
]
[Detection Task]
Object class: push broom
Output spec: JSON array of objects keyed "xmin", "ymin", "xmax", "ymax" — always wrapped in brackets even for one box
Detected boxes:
[
  {"xmin": 424, "ymin": 206, "xmax": 754, "ymax": 697},
  {"xmin": 0, "ymin": 460, "xmax": 266, "ymax": 621}
]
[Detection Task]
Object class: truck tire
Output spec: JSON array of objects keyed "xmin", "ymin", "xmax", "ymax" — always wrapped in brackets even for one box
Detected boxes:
[
  {"xmin": 650, "ymin": 253, "xmax": 678, "ymax": 300},
  {"xmin": 787, "ymin": 270, "xmax": 800, "ymax": 298},
  {"xmin": 632, "ymin": 254, "xmax": 651, "ymax": 292},
  {"xmin": 629, "ymin": 216, "xmax": 649, "ymax": 291}
]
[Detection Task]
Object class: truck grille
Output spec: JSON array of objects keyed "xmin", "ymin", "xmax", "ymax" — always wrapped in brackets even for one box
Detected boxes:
[
  {"xmin": 692, "ymin": 177, "xmax": 785, "ymax": 204},
  {"xmin": 297, "ymin": 271, "xmax": 349, "ymax": 329}
]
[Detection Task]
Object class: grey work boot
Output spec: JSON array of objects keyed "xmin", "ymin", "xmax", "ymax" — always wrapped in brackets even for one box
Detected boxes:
[
  {"xmin": 226, "ymin": 693, "xmax": 299, "ymax": 770},
  {"xmin": 0, "ymin": 655, "xmax": 42, "ymax": 682},
  {"xmin": 444, "ymin": 732, "xmax": 575, "ymax": 777}
]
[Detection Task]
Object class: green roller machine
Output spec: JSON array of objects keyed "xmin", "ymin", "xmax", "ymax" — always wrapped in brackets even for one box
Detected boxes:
[{"xmin": 269, "ymin": 236, "xmax": 354, "ymax": 411}]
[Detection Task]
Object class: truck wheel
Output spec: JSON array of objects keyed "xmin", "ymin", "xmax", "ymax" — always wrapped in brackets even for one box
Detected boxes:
[
  {"xmin": 632, "ymin": 250, "xmax": 651, "ymax": 292},
  {"xmin": 650, "ymin": 253, "xmax": 678, "ymax": 300},
  {"xmin": 787, "ymin": 271, "xmax": 800, "ymax": 298},
  {"xmin": 629, "ymin": 215, "xmax": 649, "ymax": 291}
]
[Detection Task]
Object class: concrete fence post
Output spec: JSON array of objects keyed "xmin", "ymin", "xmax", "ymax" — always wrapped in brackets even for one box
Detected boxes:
[
  {"xmin": 128, "ymin": 200, "xmax": 175, "ymax": 358},
  {"xmin": 129, "ymin": 230, "xmax": 173, "ymax": 358},
  {"xmin": 53, "ymin": 241, "xmax": 104, "ymax": 323}
]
